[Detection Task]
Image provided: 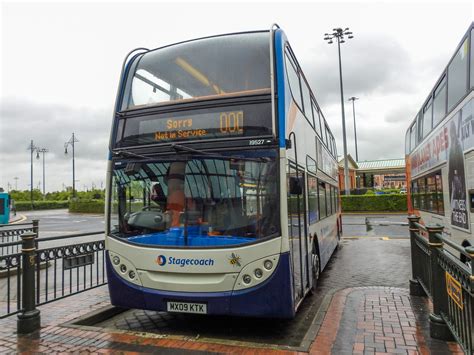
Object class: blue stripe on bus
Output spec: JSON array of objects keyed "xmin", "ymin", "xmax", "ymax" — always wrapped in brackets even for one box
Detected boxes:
[
  {"xmin": 127, "ymin": 231, "xmax": 254, "ymax": 247},
  {"xmin": 106, "ymin": 251, "xmax": 295, "ymax": 318},
  {"xmin": 274, "ymin": 29, "xmax": 288, "ymax": 148}
]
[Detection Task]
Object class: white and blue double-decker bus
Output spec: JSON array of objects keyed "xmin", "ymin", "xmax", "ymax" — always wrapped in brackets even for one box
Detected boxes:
[{"xmin": 105, "ymin": 25, "xmax": 341, "ymax": 318}]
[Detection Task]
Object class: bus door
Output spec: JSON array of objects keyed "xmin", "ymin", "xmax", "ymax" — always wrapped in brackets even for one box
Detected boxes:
[{"xmin": 287, "ymin": 165, "xmax": 309, "ymax": 303}]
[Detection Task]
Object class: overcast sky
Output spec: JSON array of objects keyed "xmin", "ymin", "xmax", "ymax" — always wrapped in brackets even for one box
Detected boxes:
[{"xmin": 1, "ymin": 0, "xmax": 473, "ymax": 192}]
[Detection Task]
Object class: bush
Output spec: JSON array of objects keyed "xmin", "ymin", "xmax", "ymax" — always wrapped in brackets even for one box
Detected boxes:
[
  {"xmin": 15, "ymin": 200, "xmax": 69, "ymax": 211},
  {"xmin": 69, "ymin": 199, "xmax": 104, "ymax": 214},
  {"xmin": 341, "ymin": 194, "xmax": 407, "ymax": 212}
]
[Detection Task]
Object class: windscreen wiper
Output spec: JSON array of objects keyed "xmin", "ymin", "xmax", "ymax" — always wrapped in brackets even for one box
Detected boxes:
[
  {"xmin": 113, "ymin": 150, "xmax": 149, "ymax": 160},
  {"xmin": 170, "ymin": 143, "xmax": 270, "ymax": 162}
]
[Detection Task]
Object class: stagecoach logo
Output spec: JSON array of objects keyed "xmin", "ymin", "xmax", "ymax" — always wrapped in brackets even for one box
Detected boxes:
[
  {"xmin": 156, "ymin": 255, "xmax": 167, "ymax": 266},
  {"xmin": 156, "ymin": 254, "xmax": 215, "ymax": 267}
]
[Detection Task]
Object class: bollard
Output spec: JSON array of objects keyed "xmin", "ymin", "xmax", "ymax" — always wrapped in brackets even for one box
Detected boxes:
[
  {"xmin": 426, "ymin": 224, "xmax": 453, "ymax": 341},
  {"xmin": 17, "ymin": 231, "xmax": 41, "ymax": 334},
  {"xmin": 408, "ymin": 215, "xmax": 425, "ymax": 296},
  {"xmin": 32, "ymin": 219, "xmax": 39, "ymax": 248}
]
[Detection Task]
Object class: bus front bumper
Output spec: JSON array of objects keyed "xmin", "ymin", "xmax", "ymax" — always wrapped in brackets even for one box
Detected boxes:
[{"xmin": 105, "ymin": 251, "xmax": 295, "ymax": 318}]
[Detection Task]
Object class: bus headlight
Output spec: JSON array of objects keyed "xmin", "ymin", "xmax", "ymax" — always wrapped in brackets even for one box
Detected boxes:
[
  {"xmin": 234, "ymin": 254, "xmax": 279, "ymax": 291},
  {"xmin": 243, "ymin": 274, "xmax": 251, "ymax": 284},
  {"xmin": 109, "ymin": 252, "xmax": 142, "ymax": 286},
  {"xmin": 264, "ymin": 260, "xmax": 273, "ymax": 270}
]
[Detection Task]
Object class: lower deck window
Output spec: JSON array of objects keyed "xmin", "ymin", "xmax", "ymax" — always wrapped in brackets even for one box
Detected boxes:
[{"xmin": 411, "ymin": 171, "xmax": 444, "ymax": 215}]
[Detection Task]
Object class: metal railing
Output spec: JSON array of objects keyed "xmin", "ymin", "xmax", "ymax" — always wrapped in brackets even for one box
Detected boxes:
[
  {"xmin": 409, "ymin": 215, "xmax": 474, "ymax": 354},
  {"xmin": 0, "ymin": 220, "xmax": 38, "ymax": 256},
  {"xmin": 0, "ymin": 229, "xmax": 106, "ymax": 325}
]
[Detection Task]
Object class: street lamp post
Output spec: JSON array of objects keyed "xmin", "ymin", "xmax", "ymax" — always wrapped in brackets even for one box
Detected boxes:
[
  {"xmin": 348, "ymin": 97, "xmax": 359, "ymax": 162},
  {"xmin": 27, "ymin": 140, "xmax": 37, "ymax": 204},
  {"xmin": 64, "ymin": 133, "xmax": 79, "ymax": 198},
  {"xmin": 14, "ymin": 177, "xmax": 19, "ymax": 190},
  {"xmin": 36, "ymin": 148, "xmax": 48, "ymax": 197},
  {"xmin": 324, "ymin": 27, "xmax": 354, "ymax": 195}
]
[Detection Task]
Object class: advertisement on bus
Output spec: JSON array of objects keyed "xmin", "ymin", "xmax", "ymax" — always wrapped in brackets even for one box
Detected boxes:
[{"xmin": 410, "ymin": 99, "xmax": 472, "ymax": 230}]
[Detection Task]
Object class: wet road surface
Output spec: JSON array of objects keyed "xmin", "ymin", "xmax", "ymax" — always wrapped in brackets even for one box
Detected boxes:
[{"xmin": 90, "ymin": 214, "xmax": 411, "ymax": 348}]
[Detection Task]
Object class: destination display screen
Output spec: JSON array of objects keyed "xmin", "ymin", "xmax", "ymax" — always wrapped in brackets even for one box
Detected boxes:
[
  {"xmin": 151, "ymin": 110, "xmax": 244, "ymax": 141},
  {"xmin": 116, "ymin": 103, "xmax": 272, "ymax": 147}
]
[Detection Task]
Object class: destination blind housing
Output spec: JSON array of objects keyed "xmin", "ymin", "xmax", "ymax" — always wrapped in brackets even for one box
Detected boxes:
[{"xmin": 115, "ymin": 103, "xmax": 272, "ymax": 147}]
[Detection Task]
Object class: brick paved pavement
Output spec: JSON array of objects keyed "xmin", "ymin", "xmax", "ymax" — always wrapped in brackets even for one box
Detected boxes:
[
  {"xmin": 0, "ymin": 284, "xmax": 463, "ymax": 354},
  {"xmin": 0, "ymin": 238, "xmax": 465, "ymax": 354},
  {"xmin": 311, "ymin": 287, "xmax": 463, "ymax": 355},
  {"xmin": 92, "ymin": 238, "xmax": 413, "ymax": 349}
]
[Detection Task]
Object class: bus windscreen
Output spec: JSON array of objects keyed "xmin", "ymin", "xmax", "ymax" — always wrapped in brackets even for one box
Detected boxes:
[
  {"xmin": 121, "ymin": 32, "xmax": 271, "ymax": 110},
  {"xmin": 110, "ymin": 152, "xmax": 280, "ymax": 247}
]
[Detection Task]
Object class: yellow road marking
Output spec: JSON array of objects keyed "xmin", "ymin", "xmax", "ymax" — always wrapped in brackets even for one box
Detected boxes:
[
  {"xmin": 10, "ymin": 214, "xmax": 27, "ymax": 224},
  {"xmin": 342, "ymin": 236, "xmax": 404, "ymax": 240}
]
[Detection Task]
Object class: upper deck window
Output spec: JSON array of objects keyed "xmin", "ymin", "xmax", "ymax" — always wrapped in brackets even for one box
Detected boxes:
[
  {"xmin": 285, "ymin": 52, "xmax": 303, "ymax": 110},
  {"xmin": 409, "ymin": 122, "xmax": 417, "ymax": 152},
  {"xmin": 447, "ymin": 38, "xmax": 469, "ymax": 111},
  {"xmin": 405, "ymin": 130, "xmax": 410, "ymax": 155},
  {"xmin": 122, "ymin": 32, "xmax": 271, "ymax": 110},
  {"xmin": 312, "ymin": 101, "xmax": 322, "ymax": 138},
  {"xmin": 422, "ymin": 98, "xmax": 432, "ymax": 138},
  {"xmin": 301, "ymin": 78, "xmax": 313, "ymax": 127},
  {"xmin": 471, "ymin": 29, "xmax": 474, "ymax": 88},
  {"xmin": 432, "ymin": 76, "xmax": 447, "ymax": 128}
]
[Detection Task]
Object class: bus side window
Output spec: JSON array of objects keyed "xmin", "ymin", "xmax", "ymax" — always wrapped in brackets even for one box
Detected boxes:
[
  {"xmin": 308, "ymin": 175, "xmax": 319, "ymax": 224},
  {"xmin": 318, "ymin": 181, "xmax": 327, "ymax": 219}
]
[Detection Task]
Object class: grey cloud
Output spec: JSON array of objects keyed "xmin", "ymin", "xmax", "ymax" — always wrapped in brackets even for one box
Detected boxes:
[
  {"xmin": 323, "ymin": 102, "xmax": 408, "ymax": 161},
  {"xmin": 0, "ymin": 98, "xmax": 111, "ymax": 191},
  {"xmin": 299, "ymin": 34, "xmax": 415, "ymax": 108},
  {"xmin": 0, "ymin": 98, "xmax": 111, "ymax": 160},
  {"xmin": 384, "ymin": 106, "xmax": 415, "ymax": 124}
]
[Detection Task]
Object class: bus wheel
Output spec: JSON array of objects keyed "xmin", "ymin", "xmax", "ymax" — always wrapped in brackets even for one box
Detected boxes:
[{"xmin": 310, "ymin": 244, "xmax": 320, "ymax": 293}]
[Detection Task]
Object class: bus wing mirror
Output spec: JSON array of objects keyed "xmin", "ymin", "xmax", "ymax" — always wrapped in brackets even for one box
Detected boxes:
[{"xmin": 289, "ymin": 176, "xmax": 303, "ymax": 195}]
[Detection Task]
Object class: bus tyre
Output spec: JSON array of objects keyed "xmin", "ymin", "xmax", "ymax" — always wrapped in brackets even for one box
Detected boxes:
[{"xmin": 310, "ymin": 247, "xmax": 320, "ymax": 293}]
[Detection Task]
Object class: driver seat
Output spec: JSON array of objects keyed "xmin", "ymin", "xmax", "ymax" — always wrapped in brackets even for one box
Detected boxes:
[{"xmin": 151, "ymin": 183, "xmax": 166, "ymax": 210}]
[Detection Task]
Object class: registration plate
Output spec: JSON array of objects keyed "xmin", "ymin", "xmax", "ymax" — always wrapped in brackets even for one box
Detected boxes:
[{"xmin": 167, "ymin": 301, "xmax": 207, "ymax": 314}]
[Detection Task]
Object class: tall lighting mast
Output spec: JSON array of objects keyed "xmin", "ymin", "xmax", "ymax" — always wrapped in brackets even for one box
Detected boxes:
[{"xmin": 324, "ymin": 27, "xmax": 354, "ymax": 195}]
